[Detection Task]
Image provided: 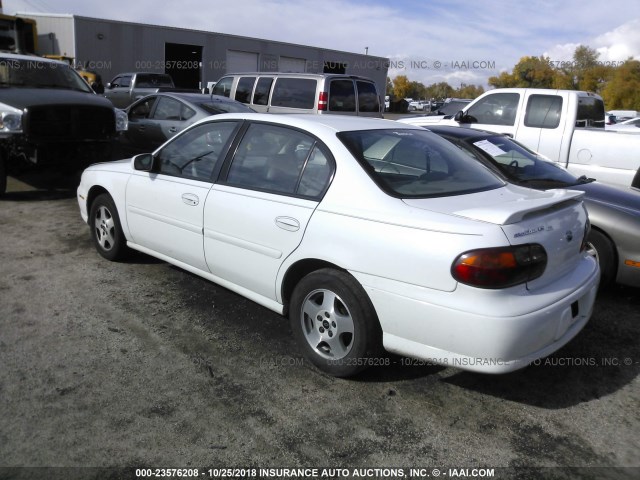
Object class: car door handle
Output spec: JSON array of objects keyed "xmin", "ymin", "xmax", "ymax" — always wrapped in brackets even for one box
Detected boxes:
[
  {"xmin": 275, "ymin": 216, "xmax": 300, "ymax": 232},
  {"xmin": 138, "ymin": 125, "xmax": 146, "ymax": 131},
  {"xmin": 181, "ymin": 193, "xmax": 199, "ymax": 206},
  {"xmin": 168, "ymin": 127, "xmax": 178, "ymax": 133}
]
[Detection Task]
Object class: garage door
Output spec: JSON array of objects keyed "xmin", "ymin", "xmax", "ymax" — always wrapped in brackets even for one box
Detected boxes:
[
  {"xmin": 279, "ymin": 56, "xmax": 306, "ymax": 73},
  {"xmin": 226, "ymin": 50, "xmax": 258, "ymax": 72}
]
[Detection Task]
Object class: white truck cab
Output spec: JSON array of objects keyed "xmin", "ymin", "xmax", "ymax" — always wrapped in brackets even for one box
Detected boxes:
[{"xmin": 400, "ymin": 88, "xmax": 640, "ymax": 190}]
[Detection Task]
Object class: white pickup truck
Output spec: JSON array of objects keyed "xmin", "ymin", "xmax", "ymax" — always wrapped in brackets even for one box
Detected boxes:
[{"xmin": 399, "ymin": 88, "xmax": 640, "ymax": 190}]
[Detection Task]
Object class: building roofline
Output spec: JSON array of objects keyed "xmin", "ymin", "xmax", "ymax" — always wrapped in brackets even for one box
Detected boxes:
[{"xmin": 16, "ymin": 11, "xmax": 388, "ymax": 61}]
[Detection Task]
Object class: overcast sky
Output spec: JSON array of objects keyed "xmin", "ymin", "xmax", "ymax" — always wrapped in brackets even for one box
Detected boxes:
[{"xmin": 4, "ymin": 0, "xmax": 640, "ymax": 87}]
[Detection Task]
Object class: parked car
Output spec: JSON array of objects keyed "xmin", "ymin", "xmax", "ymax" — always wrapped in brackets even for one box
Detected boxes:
[
  {"xmin": 606, "ymin": 110, "xmax": 639, "ymax": 123},
  {"xmin": 408, "ymin": 100, "xmax": 429, "ymax": 111},
  {"xmin": 606, "ymin": 116, "xmax": 640, "ymax": 131},
  {"xmin": 0, "ymin": 53, "xmax": 127, "ymax": 195},
  {"xmin": 211, "ymin": 73, "xmax": 382, "ymax": 117},
  {"xmin": 77, "ymin": 114, "xmax": 599, "ymax": 377},
  {"xmin": 120, "ymin": 92, "xmax": 253, "ymax": 154},
  {"xmin": 399, "ymin": 88, "xmax": 640, "ymax": 190},
  {"xmin": 424, "ymin": 125, "xmax": 640, "ymax": 288},
  {"xmin": 104, "ymin": 72, "xmax": 176, "ymax": 108}
]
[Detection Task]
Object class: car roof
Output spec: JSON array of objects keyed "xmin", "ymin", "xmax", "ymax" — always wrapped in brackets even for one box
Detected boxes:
[
  {"xmin": 220, "ymin": 72, "xmax": 375, "ymax": 81},
  {"xmin": 193, "ymin": 113, "xmax": 422, "ymax": 133},
  {"xmin": 155, "ymin": 92, "xmax": 242, "ymax": 104}
]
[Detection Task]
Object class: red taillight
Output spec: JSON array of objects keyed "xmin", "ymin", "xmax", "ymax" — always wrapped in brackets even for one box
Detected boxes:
[
  {"xmin": 318, "ymin": 91, "xmax": 328, "ymax": 111},
  {"xmin": 451, "ymin": 244, "xmax": 547, "ymax": 289}
]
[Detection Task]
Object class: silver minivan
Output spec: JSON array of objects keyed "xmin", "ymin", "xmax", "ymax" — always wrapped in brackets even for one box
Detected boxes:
[{"xmin": 211, "ymin": 73, "xmax": 383, "ymax": 117}]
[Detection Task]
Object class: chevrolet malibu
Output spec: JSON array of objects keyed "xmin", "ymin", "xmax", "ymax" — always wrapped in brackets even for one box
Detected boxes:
[{"xmin": 77, "ymin": 114, "xmax": 600, "ymax": 377}]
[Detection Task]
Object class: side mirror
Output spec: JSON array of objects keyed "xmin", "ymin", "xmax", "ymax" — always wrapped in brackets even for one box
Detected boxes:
[
  {"xmin": 132, "ymin": 153, "xmax": 155, "ymax": 172},
  {"xmin": 454, "ymin": 110, "xmax": 464, "ymax": 122},
  {"xmin": 106, "ymin": 82, "xmax": 114, "ymax": 89}
]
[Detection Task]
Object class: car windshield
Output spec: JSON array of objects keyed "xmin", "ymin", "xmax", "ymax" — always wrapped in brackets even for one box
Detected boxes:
[
  {"xmin": 0, "ymin": 58, "xmax": 92, "ymax": 92},
  {"xmin": 338, "ymin": 128, "xmax": 504, "ymax": 198},
  {"xmin": 463, "ymin": 135, "xmax": 580, "ymax": 187}
]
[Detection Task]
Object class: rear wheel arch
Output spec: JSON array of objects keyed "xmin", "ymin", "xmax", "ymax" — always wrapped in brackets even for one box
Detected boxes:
[
  {"xmin": 281, "ymin": 259, "xmax": 343, "ymax": 314},
  {"xmin": 632, "ymin": 167, "xmax": 640, "ymax": 189},
  {"xmin": 587, "ymin": 226, "xmax": 617, "ymax": 287}
]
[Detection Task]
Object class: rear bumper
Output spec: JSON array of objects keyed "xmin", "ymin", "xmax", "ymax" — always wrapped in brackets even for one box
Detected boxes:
[{"xmin": 358, "ymin": 256, "xmax": 600, "ymax": 373}]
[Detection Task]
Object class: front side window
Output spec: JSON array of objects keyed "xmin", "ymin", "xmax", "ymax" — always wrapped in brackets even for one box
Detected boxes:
[
  {"xmin": 338, "ymin": 129, "xmax": 503, "ymax": 198},
  {"xmin": 129, "ymin": 97, "xmax": 157, "ymax": 119},
  {"xmin": 465, "ymin": 93, "xmax": 519, "ymax": 126},
  {"xmin": 235, "ymin": 76, "xmax": 256, "ymax": 103},
  {"xmin": 329, "ymin": 79, "xmax": 356, "ymax": 112},
  {"xmin": 270, "ymin": 78, "xmax": 316, "ymax": 109},
  {"xmin": 156, "ymin": 121, "xmax": 238, "ymax": 181},
  {"xmin": 356, "ymin": 81, "xmax": 380, "ymax": 113},
  {"xmin": 524, "ymin": 95, "xmax": 562, "ymax": 129},
  {"xmin": 226, "ymin": 123, "xmax": 333, "ymax": 198}
]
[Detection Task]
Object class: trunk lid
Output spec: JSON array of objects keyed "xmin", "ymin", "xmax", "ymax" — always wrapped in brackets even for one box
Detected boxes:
[{"xmin": 403, "ymin": 184, "xmax": 587, "ymax": 288}]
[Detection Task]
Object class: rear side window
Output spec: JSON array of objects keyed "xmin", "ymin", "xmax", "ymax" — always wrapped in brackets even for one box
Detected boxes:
[
  {"xmin": 253, "ymin": 77, "xmax": 273, "ymax": 105},
  {"xmin": 524, "ymin": 95, "xmax": 562, "ymax": 129},
  {"xmin": 226, "ymin": 123, "xmax": 333, "ymax": 198},
  {"xmin": 357, "ymin": 81, "xmax": 380, "ymax": 113},
  {"xmin": 235, "ymin": 77, "xmax": 256, "ymax": 103},
  {"xmin": 576, "ymin": 96, "xmax": 605, "ymax": 128},
  {"xmin": 338, "ymin": 129, "xmax": 503, "ymax": 198},
  {"xmin": 153, "ymin": 97, "xmax": 183, "ymax": 120},
  {"xmin": 271, "ymin": 78, "xmax": 317, "ymax": 109},
  {"xmin": 466, "ymin": 93, "xmax": 519, "ymax": 126},
  {"xmin": 329, "ymin": 79, "xmax": 356, "ymax": 112},
  {"xmin": 113, "ymin": 75, "xmax": 131, "ymax": 88},
  {"xmin": 211, "ymin": 77, "xmax": 233, "ymax": 98}
]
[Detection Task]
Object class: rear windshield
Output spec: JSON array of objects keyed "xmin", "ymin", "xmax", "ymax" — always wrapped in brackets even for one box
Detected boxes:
[
  {"xmin": 136, "ymin": 74, "xmax": 174, "ymax": 88},
  {"xmin": 338, "ymin": 129, "xmax": 504, "ymax": 198}
]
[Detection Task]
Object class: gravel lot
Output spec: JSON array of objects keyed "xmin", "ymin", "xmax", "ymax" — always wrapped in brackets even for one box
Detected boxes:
[{"xmin": 0, "ymin": 172, "xmax": 639, "ymax": 480}]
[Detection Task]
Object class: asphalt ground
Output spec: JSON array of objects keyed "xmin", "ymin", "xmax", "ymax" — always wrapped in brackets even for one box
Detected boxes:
[{"xmin": 0, "ymin": 169, "xmax": 639, "ymax": 480}]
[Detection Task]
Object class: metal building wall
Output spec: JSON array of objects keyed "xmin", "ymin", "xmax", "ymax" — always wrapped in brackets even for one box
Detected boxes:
[
  {"xmin": 16, "ymin": 12, "xmax": 75, "ymax": 57},
  {"xmin": 28, "ymin": 14, "xmax": 388, "ymax": 93}
]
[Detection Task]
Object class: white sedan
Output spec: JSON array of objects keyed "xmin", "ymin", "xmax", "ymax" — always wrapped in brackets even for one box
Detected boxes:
[{"xmin": 77, "ymin": 113, "xmax": 600, "ymax": 377}]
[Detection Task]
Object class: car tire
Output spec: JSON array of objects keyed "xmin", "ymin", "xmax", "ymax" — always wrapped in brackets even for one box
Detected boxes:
[
  {"xmin": 289, "ymin": 268, "xmax": 383, "ymax": 377},
  {"xmin": 89, "ymin": 193, "xmax": 129, "ymax": 261},
  {"xmin": 0, "ymin": 155, "xmax": 6, "ymax": 197},
  {"xmin": 587, "ymin": 229, "xmax": 616, "ymax": 287}
]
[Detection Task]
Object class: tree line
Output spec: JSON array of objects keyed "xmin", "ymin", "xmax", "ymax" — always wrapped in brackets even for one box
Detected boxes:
[{"xmin": 388, "ymin": 45, "xmax": 640, "ymax": 110}]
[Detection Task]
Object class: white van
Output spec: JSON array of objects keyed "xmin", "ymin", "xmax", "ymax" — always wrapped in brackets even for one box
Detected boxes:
[{"xmin": 211, "ymin": 73, "xmax": 383, "ymax": 117}]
